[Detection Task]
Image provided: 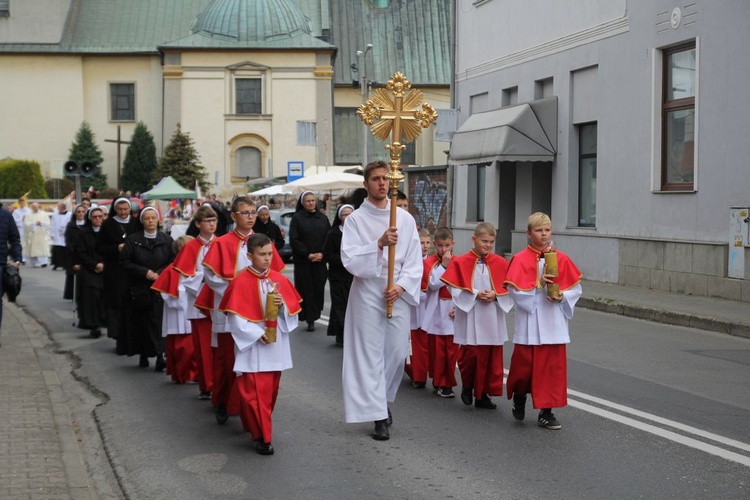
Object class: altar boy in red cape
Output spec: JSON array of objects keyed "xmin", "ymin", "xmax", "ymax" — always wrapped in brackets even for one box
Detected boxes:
[
  {"xmin": 441, "ymin": 222, "xmax": 513, "ymax": 410},
  {"xmin": 169, "ymin": 205, "xmax": 219, "ymax": 399},
  {"xmin": 504, "ymin": 212, "xmax": 582, "ymax": 430},
  {"xmin": 218, "ymin": 234, "xmax": 302, "ymax": 455},
  {"xmin": 202, "ymin": 196, "xmax": 285, "ymax": 425}
]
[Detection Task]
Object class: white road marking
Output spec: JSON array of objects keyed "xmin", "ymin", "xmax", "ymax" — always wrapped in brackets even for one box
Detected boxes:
[{"xmin": 502, "ymin": 370, "xmax": 750, "ymax": 467}]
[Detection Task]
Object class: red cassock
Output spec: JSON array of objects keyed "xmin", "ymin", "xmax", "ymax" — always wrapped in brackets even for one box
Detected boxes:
[
  {"xmin": 441, "ymin": 251, "xmax": 510, "ymax": 398},
  {"xmin": 218, "ymin": 268, "xmax": 301, "ymax": 444},
  {"xmin": 200, "ymin": 230, "xmax": 285, "ymax": 410},
  {"xmin": 422, "ymin": 255, "xmax": 457, "ymax": 388},
  {"xmin": 151, "ymin": 266, "xmax": 198, "ymax": 384}
]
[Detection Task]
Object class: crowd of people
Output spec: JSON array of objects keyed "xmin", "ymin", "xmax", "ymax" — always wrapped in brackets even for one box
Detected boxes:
[{"xmin": 1, "ymin": 163, "xmax": 582, "ymax": 454}]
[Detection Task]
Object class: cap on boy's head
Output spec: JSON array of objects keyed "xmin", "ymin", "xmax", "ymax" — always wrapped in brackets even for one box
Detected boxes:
[
  {"xmin": 247, "ymin": 233, "xmax": 272, "ymax": 253},
  {"xmin": 418, "ymin": 228, "xmax": 431, "ymax": 238},
  {"xmin": 527, "ymin": 212, "xmax": 552, "ymax": 231},
  {"xmin": 434, "ymin": 226, "xmax": 453, "ymax": 241},
  {"xmin": 474, "ymin": 222, "xmax": 496, "ymax": 237}
]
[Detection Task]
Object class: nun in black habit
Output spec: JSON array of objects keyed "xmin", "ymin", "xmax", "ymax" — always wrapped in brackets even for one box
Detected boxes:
[
  {"xmin": 289, "ymin": 191, "xmax": 331, "ymax": 331},
  {"xmin": 323, "ymin": 204, "xmax": 354, "ymax": 346},
  {"xmin": 72, "ymin": 206, "xmax": 107, "ymax": 338},
  {"xmin": 97, "ymin": 197, "xmax": 141, "ymax": 339},
  {"xmin": 63, "ymin": 204, "xmax": 87, "ymax": 300}
]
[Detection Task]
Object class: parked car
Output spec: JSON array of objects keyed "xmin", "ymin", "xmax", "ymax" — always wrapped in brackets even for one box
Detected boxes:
[{"xmin": 269, "ymin": 208, "xmax": 294, "ymax": 262}]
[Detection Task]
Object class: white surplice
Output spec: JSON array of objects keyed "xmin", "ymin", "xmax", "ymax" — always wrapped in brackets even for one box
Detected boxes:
[
  {"xmin": 341, "ymin": 199, "xmax": 423, "ymax": 423},
  {"xmin": 450, "ymin": 261, "xmax": 513, "ymax": 346},
  {"xmin": 225, "ymin": 277, "xmax": 298, "ymax": 375},
  {"xmin": 421, "ymin": 264, "xmax": 454, "ymax": 336},
  {"xmin": 203, "ymin": 246, "xmax": 251, "ymax": 342},
  {"xmin": 50, "ymin": 210, "xmax": 71, "ymax": 247},
  {"xmin": 507, "ymin": 259, "xmax": 582, "ymax": 345},
  {"xmin": 160, "ymin": 287, "xmax": 192, "ymax": 336}
]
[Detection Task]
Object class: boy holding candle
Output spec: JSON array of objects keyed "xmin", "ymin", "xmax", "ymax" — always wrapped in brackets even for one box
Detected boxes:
[
  {"xmin": 504, "ymin": 212, "xmax": 582, "ymax": 430},
  {"xmin": 219, "ymin": 234, "xmax": 302, "ymax": 455}
]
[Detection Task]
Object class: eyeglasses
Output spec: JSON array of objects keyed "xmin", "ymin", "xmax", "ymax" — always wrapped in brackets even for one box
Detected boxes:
[
  {"xmin": 235, "ymin": 211, "xmax": 257, "ymax": 218},
  {"xmin": 200, "ymin": 219, "xmax": 218, "ymax": 224},
  {"xmin": 90, "ymin": 215, "xmax": 103, "ymax": 219}
]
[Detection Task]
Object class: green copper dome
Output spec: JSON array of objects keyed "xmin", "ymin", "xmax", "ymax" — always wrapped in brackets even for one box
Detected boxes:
[{"xmin": 191, "ymin": 0, "xmax": 312, "ymax": 42}]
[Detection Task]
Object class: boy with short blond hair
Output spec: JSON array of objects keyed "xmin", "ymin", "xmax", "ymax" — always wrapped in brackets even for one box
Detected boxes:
[
  {"xmin": 504, "ymin": 212, "xmax": 582, "ymax": 430},
  {"xmin": 422, "ymin": 227, "xmax": 458, "ymax": 397},
  {"xmin": 405, "ymin": 228, "xmax": 431, "ymax": 388},
  {"xmin": 441, "ymin": 222, "xmax": 512, "ymax": 409}
]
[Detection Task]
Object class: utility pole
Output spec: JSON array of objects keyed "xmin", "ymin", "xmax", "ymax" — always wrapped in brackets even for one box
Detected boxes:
[{"xmin": 357, "ymin": 44, "xmax": 373, "ymax": 166}]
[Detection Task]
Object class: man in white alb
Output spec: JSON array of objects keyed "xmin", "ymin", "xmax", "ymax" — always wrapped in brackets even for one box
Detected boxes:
[{"xmin": 341, "ymin": 160, "xmax": 422, "ymax": 441}]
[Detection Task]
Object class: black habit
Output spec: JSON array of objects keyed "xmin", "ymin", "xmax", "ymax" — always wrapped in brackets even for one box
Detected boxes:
[
  {"xmin": 73, "ymin": 226, "xmax": 106, "ymax": 331},
  {"xmin": 253, "ymin": 219, "xmax": 285, "ymax": 250},
  {"xmin": 97, "ymin": 216, "xmax": 141, "ymax": 339},
  {"xmin": 323, "ymin": 225, "xmax": 352, "ymax": 344},
  {"xmin": 63, "ymin": 221, "xmax": 84, "ymax": 300},
  {"xmin": 117, "ymin": 231, "xmax": 174, "ymax": 358},
  {"xmin": 290, "ymin": 208, "xmax": 330, "ymax": 324}
]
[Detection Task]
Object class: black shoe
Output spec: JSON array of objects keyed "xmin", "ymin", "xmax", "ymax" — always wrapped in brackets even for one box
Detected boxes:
[
  {"xmin": 52, "ymin": 266, "xmax": 58, "ymax": 270},
  {"xmin": 198, "ymin": 391, "xmax": 212, "ymax": 400},
  {"xmin": 256, "ymin": 442, "xmax": 275, "ymax": 455},
  {"xmin": 386, "ymin": 408, "xmax": 393, "ymax": 427},
  {"xmin": 89, "ymin": 328, "xmax": 102, "ymax": 339},
  {"xmin": 335, "ymin": 336, "xmax": 343, "ymax": 347},
  {"xmin": 461, "ymin": 388, "xmax": 473, "ymax": 406},
  {"xmin": 155, "ymin": 354, "xmax": 166, "ymax": 372},
  {"xmin": 138, "ymin": 355, "xmax": 149, "ymax": 368},
  {"xmin": 412, "ymin": 381, "xmax": 426, "ymax": 389},
  {"xmin": 475, "ymin": 393, "xmax": 497, "ymax": 410},
  {"xmin": 306, "ymin": 322, "xmax": 315, "ymax": 332},
  {"xmin": 538, "ymin": 409, "xmax": 562, "ymax": 430},
  {"xmin": 512, "ymin": 393, "xmax": 527, "ymax": 421},
  {"xmin": 372, "ymin": 419, "xmax": 390, "ymax": 440},
  {"xmin": 438, "ymin": 387, "xmax": 455, "ymax": 398},
  {"xmin": 215, "ymin": 404, "xmax": 229, "ymax": 425},
  {"xmin": 41, "ymin": 264, "xmax": 48, "ymax": 268}
]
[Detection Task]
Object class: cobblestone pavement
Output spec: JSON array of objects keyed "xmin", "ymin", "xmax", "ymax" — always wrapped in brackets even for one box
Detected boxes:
[{"xmin": 0, "ymin": 300, "xmax": 94, "ymax": 500}]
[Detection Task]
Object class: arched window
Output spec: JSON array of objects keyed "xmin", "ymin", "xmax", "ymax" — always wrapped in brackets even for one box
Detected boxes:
[{"xmin": 236, "ymin": 147, "xmax": 262, "ymax": 179}]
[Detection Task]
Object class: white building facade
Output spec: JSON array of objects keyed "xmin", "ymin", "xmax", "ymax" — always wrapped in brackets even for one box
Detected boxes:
[{"xmin": 450, "ymin": 0, "xmax": 750, "ymax": 301}]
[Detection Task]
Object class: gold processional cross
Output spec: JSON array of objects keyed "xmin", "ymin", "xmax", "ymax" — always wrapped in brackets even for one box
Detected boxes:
[{"xmin": 356, "ymin": 72, "xmax": 438, "ymax": 318}]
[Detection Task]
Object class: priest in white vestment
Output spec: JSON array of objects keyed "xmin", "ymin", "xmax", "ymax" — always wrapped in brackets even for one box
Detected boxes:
[
  {"xmin": 12, "ymin": 198, "xmax": 30, "ymax": 263},
  {"xmin": 341, "ymin": 161, "xmax": 422, "ymax": 441},
  {"xmin": 24, "ymin": 202, "xmax": 51, "ymax": 267}
]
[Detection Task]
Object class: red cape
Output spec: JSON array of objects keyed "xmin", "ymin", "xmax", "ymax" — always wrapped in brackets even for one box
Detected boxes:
[
  {"xmin": 440, "ymin": 250, "xmax": 509, "ymax": 295},
  {"xmin": 202, "ymin": 230, "xmax": 285, "ymax": 281},
  {"xmin": 218, "ymin": 268, "xmax": 302, "ymax": 322},
  {"xmin": 172, "ymin": 236, "xmax": 213, "ymax": 277},
  {"xmin": 151, "ymin": 266, "xmax": 181, "ymax": 298},
  {"xmin": 421, "ymin": 254, "xmax": 452, "ymax": 299},
  {"xmin": 504, "ymin": 246, "xmax": 582, "ymax": 291},
  {"xmin": 193, "ymin": 284, "xmax": 215, "ymax": 315}
]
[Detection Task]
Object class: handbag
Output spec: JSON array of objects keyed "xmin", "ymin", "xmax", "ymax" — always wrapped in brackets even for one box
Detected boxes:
[
  {"xmin": 3, "ymin": 265, "xmax": 22, "ymax": 303},
  {"xmin": 129, "ymin": 286, "xmax": 154, "ymax": 311}
]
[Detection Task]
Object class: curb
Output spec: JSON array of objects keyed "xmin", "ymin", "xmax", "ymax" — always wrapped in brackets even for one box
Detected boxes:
[{"xmin": 577, "ymin": 297, "xmax": 750, "ymax": 339}]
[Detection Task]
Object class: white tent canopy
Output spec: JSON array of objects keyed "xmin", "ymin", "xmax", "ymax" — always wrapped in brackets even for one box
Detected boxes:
[
  {"xmin": 282, "ymin": 172, "xmax": 364, "ymax": 194},
  {"xmin": 249, "ymin": 184, "xmax": 292, "ymax": 196}
]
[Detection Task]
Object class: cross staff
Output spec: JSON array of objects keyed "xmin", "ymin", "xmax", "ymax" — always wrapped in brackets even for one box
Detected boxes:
[
  {"xmin": 356, "ymin": 72, "xmax": 438, "ymax": 318},
  {"xmin": 105, "ymin": 125, "xmax": 131, "ymax": 190}
]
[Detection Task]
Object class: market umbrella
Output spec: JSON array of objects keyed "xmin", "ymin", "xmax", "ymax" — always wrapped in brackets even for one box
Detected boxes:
[
  {"xmin": 249, "ymin": 184, "xmax": 292, "ymax": 196},
  {"xmin": 141, "ymin": 176, "xmax": 197, "ymax": 200},
  {"xmin": 282, "ymin": 172, "xmax": 364, "ymax": 194}
]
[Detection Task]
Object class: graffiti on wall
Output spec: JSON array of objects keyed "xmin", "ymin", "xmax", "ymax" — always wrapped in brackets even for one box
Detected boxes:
[{"xmin": 406, "ymin": 168, "xmax": 448, "ymax": 235}]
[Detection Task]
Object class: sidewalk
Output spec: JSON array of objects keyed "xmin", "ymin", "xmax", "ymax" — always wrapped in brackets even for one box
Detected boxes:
[
  {"xmin": 0, "ymin": 300, "xmax": 94, "ymax": 500},
  {"xmin": 580, "ymin": 280, "xmax": 750, "ymax": 339}
]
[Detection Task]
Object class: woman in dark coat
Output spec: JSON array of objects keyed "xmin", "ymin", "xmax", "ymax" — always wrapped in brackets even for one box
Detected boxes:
[
  {"xmin": 323, "ymin": 204, "xmax": 354, "ymax": 346},
  {"xmin": 72, "ymin": 207, "xmax": 107, "ymax": 338},
  {"xmin": 63, "ymin": 204, "xmax": 87, "ymax": 300},
  {"xmin": 117, "ymin": 206, "xmax": 175, "ymax": 370},
  {"xmin": 290, "ymin": 191, "xmax": 331, "ymax": 331},
  {"xmin": 98, "ymin": 198, "xmax": 141, "ymax": 339}
]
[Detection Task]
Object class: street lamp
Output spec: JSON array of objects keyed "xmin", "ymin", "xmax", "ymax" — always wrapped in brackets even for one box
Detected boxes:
[{"xmin": 356, "ymin": 44, "xmax": 373, "ymax": 166}]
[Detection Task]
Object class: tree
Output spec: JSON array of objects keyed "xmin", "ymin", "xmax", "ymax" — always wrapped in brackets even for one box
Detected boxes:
[
  {"xmin": 0, "ymin": 159, "xmax": 48, "ymax": 198},
  {"xmin": 153, "ymin": 123, "xmax": 210, "ymax": 193},
  {"xmin": 121, "ymin": 122, "xmax": 157, "ymax": 194},
  {"xmin": 68, "ymin": 121, "xmax": 108, "ymax": 190}
]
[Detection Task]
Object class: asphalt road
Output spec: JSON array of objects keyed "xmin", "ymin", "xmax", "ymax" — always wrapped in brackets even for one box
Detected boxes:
[{"xmin": 15, "ymin": 266, "xmax": 750, "ymax": 499}]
